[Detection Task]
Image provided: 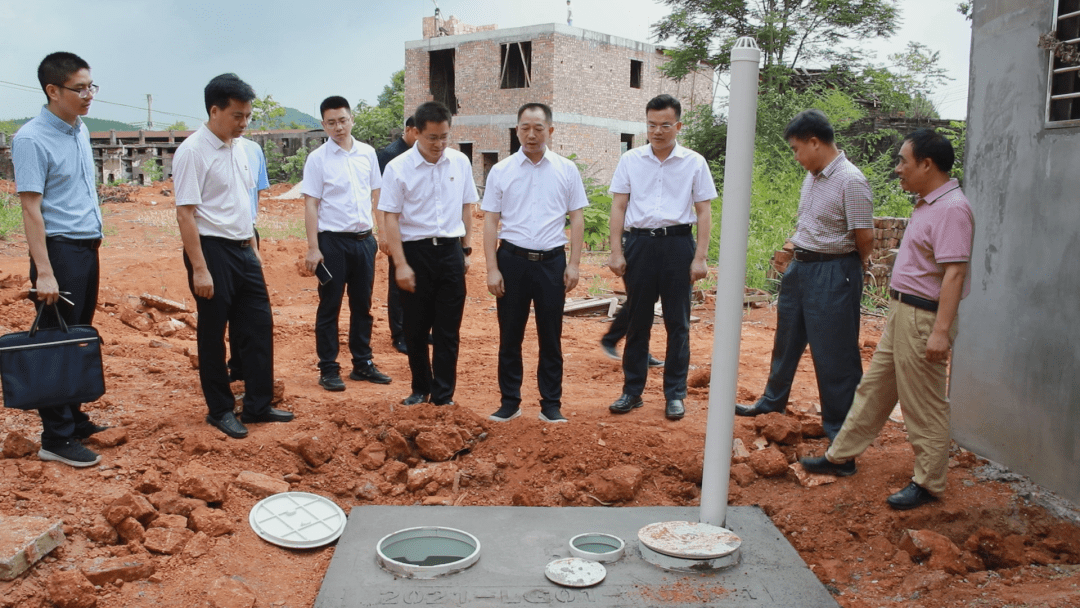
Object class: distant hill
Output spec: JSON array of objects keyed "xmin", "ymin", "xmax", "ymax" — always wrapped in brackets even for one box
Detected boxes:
[
  {"xmin": 3, "ymin": 116, "xmax": 136, "ymax": 134},
  {"xmin": 250, "ymin": 107, "xmax": 320, "ymax": 130}
]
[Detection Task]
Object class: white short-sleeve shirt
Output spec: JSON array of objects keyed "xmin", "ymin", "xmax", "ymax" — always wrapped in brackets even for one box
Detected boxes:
[
  {"xmin": 173, "ymin": 124, "xmax": 256, "ymax": 240},
  {"xmin": 301, "ymin": 137, "xmax": 381, "ymax": 233},
  {"xmin": 481, "ymin": 148, "xmax": 588, "ymax": 251},
  {"xmin": 378, "ymin": 145, "xmax": 479, "ymax": 242},
  {"xmin": 609, "ymin": 143, "xmax": 717, "ymax": 229}
]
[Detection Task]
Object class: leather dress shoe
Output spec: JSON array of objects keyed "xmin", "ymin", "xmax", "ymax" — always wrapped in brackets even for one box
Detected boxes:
[
  {"xmin": 609, "ymin": 394, "xmax": 643, "ymax": 414},
  {"xmin": 600, "ymin": 342, "xmax": 620, "ymax": 361},
  {"xmin": 393, "ymin": 339, "xmax": 408, "ymax": 354},
  {"xmin": 665, "ymin": 399, "xmax": 685, "ymax": 420},
  {"xmin": 735, "ymin": 402, "xmax": 781, "ymax": 417},
  {"xmin": 648, "ymin": 354, "xmax": 664, "ymax": 368},
  {"xmin": 402, "ymin": 393, "xmax": 429, "ymax": 406},
  {"xmin": 206, "ymin": 412, "xmax": 248, "ymax": 439},
  {"xmin": 887, "ymin": 482, "xmax": 938, "ymax": 510},
  {"xmin": 241, "ymin": 407, "xmax": 295, "ymax": 424},
  {"xmin": 800, "ymin": 455, "xmax": 857, "ymax": 477},
  {"xmin": 350, "ymin": 362, "xmax": 391, "ymax": 384},
  {"xmin": 432, "ymin": 400, "xmax": 455, "ymax": 406},
  {"xmin": 319, "ymin": 374, "xmax": 346, "ymax": 392}
]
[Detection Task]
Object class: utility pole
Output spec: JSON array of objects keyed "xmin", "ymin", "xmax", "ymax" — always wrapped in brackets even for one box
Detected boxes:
[{"xmin": 146, "ymin": 94, "xmax": 154, "ymax": 129}]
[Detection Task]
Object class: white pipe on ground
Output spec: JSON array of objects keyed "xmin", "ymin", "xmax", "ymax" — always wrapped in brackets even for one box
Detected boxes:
[{"xmin": 699, "ymin": 37, "xmax": 762, "ymax": 527}]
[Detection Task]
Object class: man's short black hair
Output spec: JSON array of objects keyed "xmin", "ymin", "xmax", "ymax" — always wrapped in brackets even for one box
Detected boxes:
[
  {"xmin": 517, "ymin": 102, "xmax": 553, "ymax": 122},
  {"xmin": 204, "ymin": 73, "xmax": 256, "ymax": 115},
  {"xmin": 414, "ymin": 101, "xmax": 452, "ymax": 132},
  {"xmin": 646, "ymin": 94, "xmax": 682, "ymax": 120},
  {"xmin": 320, "ymin": 96, "xmax": 351, "ymax": 118},
  {"xmin": 904, "ymin": 128, "xmax": 955, "ymax": 173},
  {"xmin": 38, "ymin": 52, "xmax": 90, "ymax": 98},
  {"xmin": 405, "ymin": 116, "xmax": 416, "ymax": 129},
  {"xmin": 783, "ymin": 109, "xmax": 835, "ymax": 144}
]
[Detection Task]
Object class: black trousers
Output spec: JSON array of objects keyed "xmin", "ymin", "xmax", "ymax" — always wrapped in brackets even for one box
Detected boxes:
[
  {"xmin": 315, "ymin": 232, "xmax": 377, "ymax": 375},
  {"xmin": 29, "ymin": 238, "xmax": 99, "ymax": 447},
  {"xmin": 387, "ymin": 257, "xmax": 404, "ymax": 342},
  {"xmin": 602, "ymin": 295, "xmax": 632, "ymax": 346},
  {"xmin": 227, "ymin": 227, "xmax": 259, "ymax": 381},
  {"xmin": 399, "ymin": 240, "xmax": 465, "ymax": 403},
  {"xmin": 621, "ymin": 231, "xmax": 695, "ymax": 400},
  {"xmin": 755, "ymin": 254, "xmax": 863, "ymax": 439},
  {"xmin": 184, "ymin": 238, "xmax": 274, "ymax": 420},
  {"xmin": 495, "ymin": 244, "xmax": 565, "ymax": 410}
]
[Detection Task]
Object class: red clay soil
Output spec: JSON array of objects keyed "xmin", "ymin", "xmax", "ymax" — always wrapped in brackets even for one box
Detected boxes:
[{"xmin": 1, "ymin": 180, "xmax": 1078, "ymax": 608}]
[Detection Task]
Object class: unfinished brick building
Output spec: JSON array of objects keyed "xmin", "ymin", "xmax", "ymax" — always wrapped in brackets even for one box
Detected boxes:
[{"xmin": 404, "ymin": 16, "xmax": 714, "ymax": 187}]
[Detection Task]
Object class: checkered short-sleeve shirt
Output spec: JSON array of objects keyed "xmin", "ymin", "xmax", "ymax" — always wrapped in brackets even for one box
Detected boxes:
[{"xmin": 790, "ymin": 151, "xmax": 873, "ymax": 254}]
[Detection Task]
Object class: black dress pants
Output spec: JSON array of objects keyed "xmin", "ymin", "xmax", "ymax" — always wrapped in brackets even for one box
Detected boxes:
[
  {"xmin": 399, "ymin": 240, "xmax": 465, "ymax": 403},
  {"xmin": 621, "ymin": 231, "xmax": 694, "ymax": 400},
  {"xmin": 495, "ymin": 244, "xmax": 565, "ymax": 410},
  {"xmin": 387, "ymin": 257, "xmax": 404, "ymax": 342},
  {"xmin": 184, "ymin": 238, "xmax": 274, "ymax": 420},
  {"xmin": 755, "ymin": 254, "xmax": 863, "ymax": 439},
  {"xmin": 30, "ymin": 238, "xmax": 99, "ymax": 448},
  {"xmin": 315, "ymin": 232, "xmax": 377, "ymax": 376}
]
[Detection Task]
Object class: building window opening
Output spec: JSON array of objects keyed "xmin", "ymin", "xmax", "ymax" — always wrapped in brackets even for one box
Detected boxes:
[
  {"xmin": 630, "ymin": 60, "xmax": 643, "ymax": 89},
  {"xmin": 1048, "ymin": 0, "xmax": 1080, "ymax": 123},
  {"xmin": 430, "ymin": 49, "xmax": 458, "ymax": 114},
  {"xmin": 459, "ymin": 142, "xmax": 473, "ymax": 164},
  {"xmin": 500, "ymin": 41, "xmax": 532, "ymax": 89},
  {"xmin": 482, "ymin": 152, "xmax": 499, "ymax": 185},
  {"xmin": 620, "ymin": 133, "xmax": 634, "ymax": 154},
  {"xmin": 509, "ymin": 129, "xmax": 521, "ymax": 154}
]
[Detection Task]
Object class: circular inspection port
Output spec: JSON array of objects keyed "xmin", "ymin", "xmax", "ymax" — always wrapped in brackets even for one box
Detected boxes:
[
  {"xmin": 568, "ymin": 533, "xmax": 625, "ymax": 563},
  {"xmin": 376, "ymin": 527, "xmax": 481, "ymax": 579}
]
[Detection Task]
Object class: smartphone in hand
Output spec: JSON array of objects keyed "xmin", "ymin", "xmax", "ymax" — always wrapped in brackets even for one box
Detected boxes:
[{"xmin": 315, "ymin": 262, "xmax": 333, "ymax": 285}]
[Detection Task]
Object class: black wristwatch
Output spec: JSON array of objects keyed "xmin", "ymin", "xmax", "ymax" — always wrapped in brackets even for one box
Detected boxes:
[{"xmin": 461, "ymin": 246, "xmax": 473, "ymax": 256}]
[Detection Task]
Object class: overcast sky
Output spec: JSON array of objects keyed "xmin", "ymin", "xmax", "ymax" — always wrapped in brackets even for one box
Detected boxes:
[{"xmin": 0, "ymin": 0, "xmax": 972, "ymax": 126}]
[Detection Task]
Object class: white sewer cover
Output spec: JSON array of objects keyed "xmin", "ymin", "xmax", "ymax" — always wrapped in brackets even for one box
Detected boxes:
[
  {"xmin": 637, "ymin": 521, "xmax": 742, "ymax": 559},
  {"xmin": 249, "ymin": 492, "xmax": 346, "ymax": 549},
  {"xmin": 545, "ymin": 557, "xmax": 606, "ymax": 587}
]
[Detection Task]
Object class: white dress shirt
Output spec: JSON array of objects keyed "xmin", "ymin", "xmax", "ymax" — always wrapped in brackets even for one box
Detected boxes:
[
  {"xmin": 609, "ymin": 142, "xmax": 718, "ymax": 229},
  {"xmin": 378, "ymin": 145, "xmax": 479, "ymax": 242},
  {"xmin": 301, "ymin": 137, "xmax": 381, "ymax": 233},
  {"xmin": 481, "ymin": 148, "xmax": 588, "ymax": 250},
  {"xmin": 173, "ymin": 124, "xmax": 256, "ymax": 240}
]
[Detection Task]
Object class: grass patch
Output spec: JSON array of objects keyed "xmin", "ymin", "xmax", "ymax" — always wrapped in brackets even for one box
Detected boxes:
[
  {"xmin": 0, "ymin": 191, "xmax": 23, "ymax": 239},
  {"xmin": 257, "ymin": 218, "xmax": 305, "ymax": 240}
]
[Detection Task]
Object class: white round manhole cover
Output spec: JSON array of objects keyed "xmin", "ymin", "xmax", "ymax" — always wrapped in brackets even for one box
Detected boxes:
[
  {"xmin": 248, "ymin": 492, "xmax": 346, "ymax": 549},
  {"xmin": 637, "ymin": 521, "xmax": 741, "ymax": 559},
  {"xmin": 545, "ymin": 557, "xmax": 606, "ymax": 587}
]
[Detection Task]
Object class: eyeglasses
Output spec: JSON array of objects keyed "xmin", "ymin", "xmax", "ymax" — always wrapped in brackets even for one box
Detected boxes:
[
  {"xmin": 60, "ymin": 84, "xmax": 99, "ymax": 99},
  {"xmin": 646, "ymin": 123, "xmax": 677, "ymax": 132}
]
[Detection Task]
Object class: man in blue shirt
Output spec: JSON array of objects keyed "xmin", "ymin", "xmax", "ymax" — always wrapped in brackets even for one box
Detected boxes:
[
  {"xmin": 226, "ymin": 136, "xmax": 269, "ymax": 383},
  {"xmin": 12, "ymin": 52, "xmax": 108, "ymax": 467}
]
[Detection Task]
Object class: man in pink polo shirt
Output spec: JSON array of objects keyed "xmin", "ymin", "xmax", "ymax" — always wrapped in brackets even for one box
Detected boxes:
[{"xmin": 801, "ymin": 129, "xmax": 975, "ymax": 511}]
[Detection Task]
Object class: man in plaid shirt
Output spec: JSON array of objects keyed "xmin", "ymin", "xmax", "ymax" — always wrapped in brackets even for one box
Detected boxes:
[{"xmin": 736, "ymin": 109, "xmax": 873, "ymax": 440}]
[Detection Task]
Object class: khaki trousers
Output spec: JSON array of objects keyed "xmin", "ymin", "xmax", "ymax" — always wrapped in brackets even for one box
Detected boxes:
[{"xmin": 826, "ymin": 299, "xmax": 958, "ymax": 495}]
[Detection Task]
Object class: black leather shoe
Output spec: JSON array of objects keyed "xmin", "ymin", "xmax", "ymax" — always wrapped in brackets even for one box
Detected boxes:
[
  {"xmin": 665, "ymin": 399, "xmax": 685, "ymax": 420},
  {"xmin": 648, "ymin": 354, "xmax": 664, "ymax": 368},
  {"xmin": 393, "ymin": 339, "xmax": 408, "ymax": 354},
  {"xmin": 609, "ymin": 394, "xmax": 644, "ymax": 414},
  {"xmin": 319, "ymin": 374, "xmax": 346, "ymax": 392},
  {"xmin": 72, "ymin": 422, "xmax": 110, "ymax": 440},
  {"xmin": 734, "ymin": 402, "xmax": 781, "ymax": 417},
  {"xmin": 800, "ymin": 455, "xmax": 857, "ymax": 477},
  {"xmin": 402, "ymin": 393, "xmax": 429, "ymax": 406},
  {"xmin": 432, "ymin": 400, "xmax": 455, "ymax": 407},
  {"xmin": 207, "ymin": 413, "xmax": 248, "ymax": 439},
  {"xmin": 350, "ymin": 362, "xmax": 391, "ymax": 384},
  {"xmin": 887, "ymin": 482, "xmax": 938, "ymax": 510},
  {"xmin": 241, "ymin": 407, "xmax": 295, "ymax": 424}
]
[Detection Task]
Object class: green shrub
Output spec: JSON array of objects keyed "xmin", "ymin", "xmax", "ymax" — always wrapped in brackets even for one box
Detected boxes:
[{"xmin": 0, "ymin": 191, "xmax": 24, "ymax": 239}]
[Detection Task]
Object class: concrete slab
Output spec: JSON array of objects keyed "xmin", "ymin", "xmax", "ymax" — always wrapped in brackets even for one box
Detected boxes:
[
  {"xmin": 0, "ymin": 515, "xmax": 65, "ymax": 581},
  {"xmin": 315, "ymin": 506, "xmax": 838, "ymax": 608}
]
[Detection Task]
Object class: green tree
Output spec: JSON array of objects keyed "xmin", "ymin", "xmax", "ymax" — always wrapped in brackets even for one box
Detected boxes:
[
  {"xmin": 352, "ymin": 69, "xmax": 405, "ymax": 149},
  {"xmin": 164, "ymin": 120, "xmax": 188, "ymax": 131},
  {"xmin": 251, "ymin": 94, "xmax": 288, "ymax": 130},
  {"xmin": 652, "ymin": 0, "xmax": 900, "ymax": 83},
  {"xmin": 141, "ymin": 158, "xmax": 163, "ymax": 184},
  {"xmin": 0, "ymin": 119, "xmax": 21, "ymax": 137}
]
